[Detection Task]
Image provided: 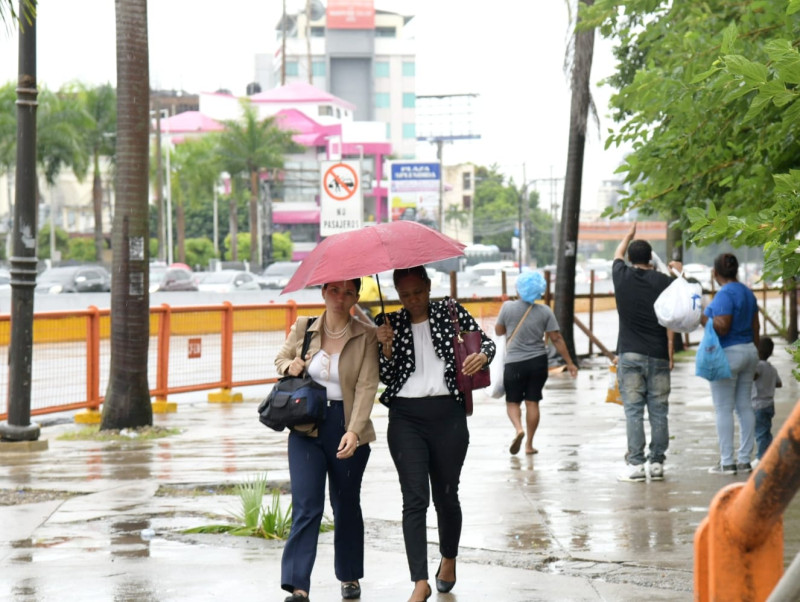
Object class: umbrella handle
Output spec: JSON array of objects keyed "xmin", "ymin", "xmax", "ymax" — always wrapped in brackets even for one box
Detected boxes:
[{"xmin": 375, "ymin": 273, "xmax": 385, "ymax": 317}]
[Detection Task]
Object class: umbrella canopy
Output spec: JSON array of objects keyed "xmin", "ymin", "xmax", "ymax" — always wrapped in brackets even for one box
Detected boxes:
[{"xmin": 281, "ymin": 221, "xmax": 465, "ymax": 294}]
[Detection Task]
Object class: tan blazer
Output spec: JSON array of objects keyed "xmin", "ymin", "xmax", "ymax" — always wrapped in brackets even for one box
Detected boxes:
[{"xmin": 275, "ymin": 313, "xmax": 378, "ymax": 443}]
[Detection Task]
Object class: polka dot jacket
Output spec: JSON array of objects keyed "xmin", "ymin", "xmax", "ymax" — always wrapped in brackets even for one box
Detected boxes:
[{"xmin": 375, "ymin": 297, "xmax": 496, "ymax": 408}]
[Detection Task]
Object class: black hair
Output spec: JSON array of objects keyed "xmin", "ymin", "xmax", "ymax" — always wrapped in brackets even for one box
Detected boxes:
[
  {"xmin": 393, "ymin": 266, "xmax": 430, "ymax": 287},
  {"xmin": 758, "ymin": 337, "xmax": 774, "ymax": 361},
  {"xmin": 323, "ymin": 278, "xmax": 362, "ymax": 293},
  {"xmin": 627, "ymin": 240, "xmax": 652, "ymax": 265},
  {"xmin": 713, "ymin": 253, "xmax": 739, "ymax": 280}
]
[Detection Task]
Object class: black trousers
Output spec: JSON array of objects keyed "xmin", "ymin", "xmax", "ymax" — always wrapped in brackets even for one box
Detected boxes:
[{"xmin": 387, "ymin": 395, "xmax": 469, "ymax": 581}]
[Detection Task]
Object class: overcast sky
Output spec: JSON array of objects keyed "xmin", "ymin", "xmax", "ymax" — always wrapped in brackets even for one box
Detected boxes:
[{"xmin": 0, "ymin": 0, "xmax": 627, "ymax": 213}]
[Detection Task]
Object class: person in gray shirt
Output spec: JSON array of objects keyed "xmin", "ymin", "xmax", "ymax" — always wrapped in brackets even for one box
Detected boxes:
[
  {"xmin": 495, "ymin": 271, "xmax": 578, "ymax": 456},
  {"xmin": 752, "ymin": 336, "xmax": 782, "ymax": 461}
]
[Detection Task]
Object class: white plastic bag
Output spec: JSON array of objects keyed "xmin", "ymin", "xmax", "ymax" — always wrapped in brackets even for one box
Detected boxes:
[
  {"xmin": 653, "ymin": 273, "xmax": 703, "ymax": 333},
  {"xmin": 489, "ymin": 336, "xmax": 506, "ymax": 399}
]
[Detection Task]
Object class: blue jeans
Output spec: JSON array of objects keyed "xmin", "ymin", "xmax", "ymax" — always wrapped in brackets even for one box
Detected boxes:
[
  {"xmin": 281, "ymin": 401, "xmax": 371, "ymax": 594},
  {"xmin": 618, "ymin": 352, "xmax": 671, "ymax": 465},
  {"xmin": 708, "ymin": 343, "xmax": 758, "ymax": 466},
  {"xmin": 754, "ymin": 405, "xmax": 775, "ymax": 460}
]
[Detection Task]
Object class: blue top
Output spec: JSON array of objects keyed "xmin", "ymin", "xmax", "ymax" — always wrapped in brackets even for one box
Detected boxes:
[{"xmin": 704, "ymin": 281, "xmax": 757, "ymax": 347}]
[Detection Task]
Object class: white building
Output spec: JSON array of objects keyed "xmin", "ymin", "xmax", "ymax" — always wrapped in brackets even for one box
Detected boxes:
[{"xmin": 260, "ymin": 1, "xmax": 417, "ymax": 159}]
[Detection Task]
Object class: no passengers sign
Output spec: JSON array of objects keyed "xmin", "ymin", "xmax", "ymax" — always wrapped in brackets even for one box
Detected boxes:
[{"xmin": 320, "ymin": 160, "xmax": 363, "ymax": 236}]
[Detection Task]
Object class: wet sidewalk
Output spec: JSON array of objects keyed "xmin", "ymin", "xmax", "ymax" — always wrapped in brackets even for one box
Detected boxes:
[{"xmin": 2, "ymin": 345, "xmax": 799, "ymax": 602}]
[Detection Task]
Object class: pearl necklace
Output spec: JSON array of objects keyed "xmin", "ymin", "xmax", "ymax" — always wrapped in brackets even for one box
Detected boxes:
[{"xmin": 323, "ymin": 318, "xmax": 350, "ymax": 339}]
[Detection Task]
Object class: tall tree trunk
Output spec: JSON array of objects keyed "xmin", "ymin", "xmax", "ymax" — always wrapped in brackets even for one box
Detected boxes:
[
  {"xmin": 101, "ymin": 0, "xmax": 152, "ymax": 430},
  {"xmin": 555, "ymin": 0, "xmax": 595, "ymax": 361},
  {"xmin": 176, "ymin": 196, "xmax": 186, "ymax": 264},
  {"xmin": 92, "ymin": 155, "xmax": 104, "ymax": 262},
  {"xmin": 249, "ymin": 169, "xmax": 260, "ymax": 270},
  {"xmin": 229, "ymin": 186, "xmax": 238, "ymax": 261}
]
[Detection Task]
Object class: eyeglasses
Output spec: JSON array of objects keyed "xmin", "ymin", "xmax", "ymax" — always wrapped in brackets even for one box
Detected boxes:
[{"xmin": 320, "ymin": 352, "xmax": 330, "ymax": 381}]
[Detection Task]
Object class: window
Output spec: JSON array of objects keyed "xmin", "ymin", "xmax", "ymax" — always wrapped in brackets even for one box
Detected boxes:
[
  {"xmin": 462, "ymin": 172, "xmax": 472, "ymax": 190},
  {"xmin": 402, "ymin": 93, "xmax": 415, "ymax": 108},
  {"xmin": 402, "ymin": 61, "xmax": 415, "ymax": 77},
  {"xmin": 402, "ymin": 123, "xmax": 416, "ymax": 139},
  {"xmin": 285, "ymin": 61, "xmax": 299, "ymax": 76},
  {"xmin": 375, "ymin": 61, "xmax": 390, "ymax": 77},
  {"xmin": 375, "ymin": 92, "xmax": 390, "ymax": 109},
  {"xmin": 462, "ymin": 195, "xmax": 472, "ymax": 210},
  {"xmin": 375, "ymin": 26, "xmax": 396, "ymax": 37},
  {"xmin": 312, "ymin": 60, "xmax": 326, "ymax": 76},
  {"xmin": 310, "ymin": 26, "xmax": 325, "ymax": 37},
  {"xmin": 318, "ymin": 105, "xmax": 333, "ymax": 116},
  {"xmin": 386, "ymin": 123, "xmax": 391, "ymax": 138}
]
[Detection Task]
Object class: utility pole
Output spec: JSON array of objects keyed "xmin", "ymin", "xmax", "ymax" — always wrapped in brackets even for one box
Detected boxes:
[{"xmin": 2, "ymin": 2, "xmax": 42, "ymax": 444}]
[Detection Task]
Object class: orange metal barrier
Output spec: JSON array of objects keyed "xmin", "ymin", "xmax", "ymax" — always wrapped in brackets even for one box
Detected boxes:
[
  {"xmin": 0, "ymin": 286, "xmax": 790, "ymax": 422},
  {"xmin": 694, "ymin": 399, "xmax": 800, "ymax": 601}
]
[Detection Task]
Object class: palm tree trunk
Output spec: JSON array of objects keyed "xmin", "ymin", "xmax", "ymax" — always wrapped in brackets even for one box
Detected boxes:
[
  {"xmin": 101, "ymin": 0, "xmax": 152, "ymax": 430},
  {"xmin": 249, "ymin": 168, "xmax": 260, "ymax": 270},
  {"xmin": 92, "ymin": 154, "xmax": 104, "ymax": 261},
  {"xmin": 555, "ymin": 0, "xmax": 595, "ymax": 361}
]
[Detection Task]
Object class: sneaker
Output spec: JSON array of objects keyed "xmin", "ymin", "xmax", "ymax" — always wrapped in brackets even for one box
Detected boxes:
[
  {"xmin": 618, "ymin": 464, "xmax": 646, "ymax": 482},
  {"xmin": 649, "ymin": 462, "xmax": 664, "ymax": 481},
  {"xmin": 737, "ymin": 462, "xmax": 752, "ymax": 473},
  {"xmin": 708, "ymin": 463, "xmax": 737, "ymax": 475}
]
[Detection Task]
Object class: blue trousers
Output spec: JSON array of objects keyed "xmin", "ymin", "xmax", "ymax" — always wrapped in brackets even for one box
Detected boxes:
[
  {"xmin": 281, "ymin": 401, "xmax": 371, "ymax": 594},
  {"xmin": 754, "ymin": 405, "xmax": 775, "ymax": 460},
  {"xmin": 618, "ymin": 352, "xmax": 671, "ymax": 465}
]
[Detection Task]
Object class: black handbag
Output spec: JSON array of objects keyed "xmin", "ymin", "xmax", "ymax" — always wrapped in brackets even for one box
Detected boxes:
[{"xmin": 258, "ymin": 318, "xmax": 327, "ymax": 432}]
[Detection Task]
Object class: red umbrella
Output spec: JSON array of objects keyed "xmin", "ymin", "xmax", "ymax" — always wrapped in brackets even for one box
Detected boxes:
[{"xmin": 281, "ymin": 221, "xmax": 465, "ymax": 310}]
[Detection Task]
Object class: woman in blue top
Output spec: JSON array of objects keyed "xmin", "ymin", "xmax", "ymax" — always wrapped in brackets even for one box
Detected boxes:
[{"xmin": 702, "ymin": 253, "xmax": 760, "ymax": 475}]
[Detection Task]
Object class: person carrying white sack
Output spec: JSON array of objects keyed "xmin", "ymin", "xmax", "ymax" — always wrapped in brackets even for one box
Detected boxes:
[{"xmin": 495, "ymin": 271, "xmax": 578, "ymax": 456}]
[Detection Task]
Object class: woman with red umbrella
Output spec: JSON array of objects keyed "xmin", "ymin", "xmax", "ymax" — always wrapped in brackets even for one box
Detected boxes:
[
  {"xmin": 275, "ymin": 278, "xmax": 379, "ymax": 602},
  {"xmin": 376, "ymin": 266, "xmax": 495, "ymax": 602}
]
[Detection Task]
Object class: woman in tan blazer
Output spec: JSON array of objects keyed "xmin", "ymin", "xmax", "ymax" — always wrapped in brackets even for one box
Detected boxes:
[{"xmin": 275, "ymin": 279, "xmax": 379, "ymax": 602}]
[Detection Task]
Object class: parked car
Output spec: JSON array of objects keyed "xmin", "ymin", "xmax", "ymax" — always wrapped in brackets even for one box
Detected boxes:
[
  {"xmin": 35, "ymin": 265, "xmax": 111, "ymax": 294},
  {"xmin": 258, "ymin": 261, "xmax": 301, "ymax": 290},
  {"xmin": 149, "ymin": 265, "xmax": 198, "ymax": 293},
  {"xmin": 196, "ymin": 270, "xmax": 261, "ymax": 293}
]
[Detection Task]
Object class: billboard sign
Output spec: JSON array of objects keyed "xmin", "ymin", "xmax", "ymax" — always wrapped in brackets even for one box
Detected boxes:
[
  {"xmin": 327, "ymin": 0, "xmax": 375, "ymax": 29},
  {"xmin": 388, "ymin": 161, "xmax": 441, "ymax": 225}
]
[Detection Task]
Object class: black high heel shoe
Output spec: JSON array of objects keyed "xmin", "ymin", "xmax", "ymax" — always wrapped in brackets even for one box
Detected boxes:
[{"xmin": 435, "ymin": 558, "xmax": 456, "ymax": 593}]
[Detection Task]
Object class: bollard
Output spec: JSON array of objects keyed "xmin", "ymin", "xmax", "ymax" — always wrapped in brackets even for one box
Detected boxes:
[{"xmin": 695, "ymin": 399, "xmax": 800, "ymax": 601}]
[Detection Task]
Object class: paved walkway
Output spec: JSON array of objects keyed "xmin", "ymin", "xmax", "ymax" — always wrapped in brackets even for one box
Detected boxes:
[{"xmin": 1, "ymin": 343, "xmax": 799, "ymax": 601}]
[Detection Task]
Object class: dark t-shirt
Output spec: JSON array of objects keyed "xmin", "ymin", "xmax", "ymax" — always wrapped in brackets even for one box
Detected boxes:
[{"xmin": 612, "ymin": 258, "xmax": 672, "ymax": 359}]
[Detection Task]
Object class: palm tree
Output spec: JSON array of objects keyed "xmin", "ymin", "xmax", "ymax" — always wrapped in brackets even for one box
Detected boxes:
[
  {"xmin": 169, "ymin": 135, "xmax": 221, "ymax": 263},
  {"xmin": 218, "ymin": 101, "xmax": 300, "ymax": 270},
  {"xmin": 76, "ymin": 83, "xmax": 116, "ymax": 262},
  {"xmin": 554, "ymin": 0, "xmax": 596, "ymax": 360},
  {"xmin": 101, "ymin": 0, "xmax": 152, "ymax": 430},
  {"xmin": 0, "ymin": 0, "xmax": 34, "ymax": 25}
]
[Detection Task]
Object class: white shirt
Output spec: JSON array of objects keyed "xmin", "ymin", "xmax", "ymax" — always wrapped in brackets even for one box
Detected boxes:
[
  {"xmin": 307, "ymin": 351, "xmax": 343, "ymax": 400},
  {"xmin": 397, "ymin": 320, "xmax": 450, "ymax": 398}
]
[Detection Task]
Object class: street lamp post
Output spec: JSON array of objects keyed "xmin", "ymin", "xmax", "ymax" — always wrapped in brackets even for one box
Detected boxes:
[{"xmin": 2, "ymin": 4, "xmax": 41, "ymax": 443}]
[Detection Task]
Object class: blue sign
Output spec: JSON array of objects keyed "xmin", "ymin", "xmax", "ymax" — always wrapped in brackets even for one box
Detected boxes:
[{"xmin": 390, "ymin": 162, "xmax": 440, "ymax": 181}]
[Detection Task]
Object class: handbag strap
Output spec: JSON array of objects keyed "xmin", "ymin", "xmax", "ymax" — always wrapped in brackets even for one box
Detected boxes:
[
  {"xmin": 506, "ymin": 304, "xmax": 533, "ymax": 347},
  {"xmin": 300, "ymin": 317, "xmax": 317, "ymax": 374},
  {"xmin": 447, "ymin": 298, "xmax": 463, "ymax": 342}
]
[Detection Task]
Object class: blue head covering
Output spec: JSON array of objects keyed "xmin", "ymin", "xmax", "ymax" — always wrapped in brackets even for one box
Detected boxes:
[{"xmin": 516, "ymin": 271, "xmax": 546, "ymax": 303}]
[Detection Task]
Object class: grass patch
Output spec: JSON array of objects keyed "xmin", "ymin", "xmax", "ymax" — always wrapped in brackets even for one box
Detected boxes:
[
  {"xmin": 183, "ymin": 473, "xmax": 332, "ymax": 540},
  {"xmin": 57, "ymin": 425, "xmax": 181, "ymax": 442}
]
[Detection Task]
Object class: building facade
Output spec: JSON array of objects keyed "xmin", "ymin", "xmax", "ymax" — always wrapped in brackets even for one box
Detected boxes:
[{"xmin": 261, "ymin": 1, "xmax": 417, "ymax": 158}]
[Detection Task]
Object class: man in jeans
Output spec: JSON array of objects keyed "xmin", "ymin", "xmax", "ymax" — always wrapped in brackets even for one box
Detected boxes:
[{"xmin": 612, "ymin": 222, "xmax": 680, "ymax": 482}]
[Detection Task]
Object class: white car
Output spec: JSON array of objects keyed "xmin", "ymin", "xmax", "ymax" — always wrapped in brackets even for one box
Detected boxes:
[{"xmin": 197, "ymin": 270, "xmax": 261, "ymax": 293}]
